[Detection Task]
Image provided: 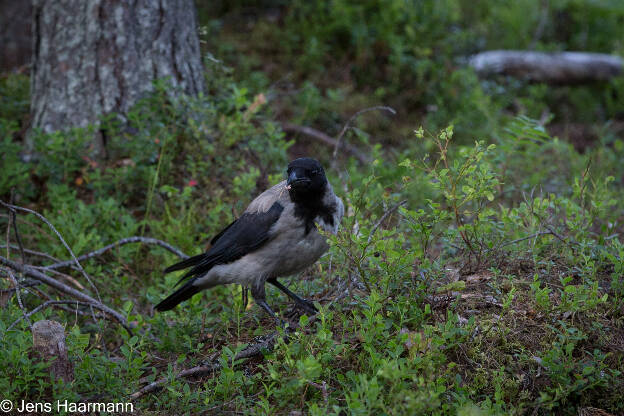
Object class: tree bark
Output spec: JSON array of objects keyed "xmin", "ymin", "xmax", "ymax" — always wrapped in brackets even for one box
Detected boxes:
[
  {"xmin": 29, "ymin": 0, "xmax": 204, "ymax": 156},
  {"xmin": 469, "ymin": 50, "xmax": 623, "ymax": 84}
]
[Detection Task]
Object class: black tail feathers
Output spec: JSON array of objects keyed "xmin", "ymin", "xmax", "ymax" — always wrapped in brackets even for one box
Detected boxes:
[
  {"xmin": 155, "ymin": 280, "xmax": 201, "ymax": 311},
  {"xmin": 164, "ymin": 253, "xmax": 205, "ymax": 274}
]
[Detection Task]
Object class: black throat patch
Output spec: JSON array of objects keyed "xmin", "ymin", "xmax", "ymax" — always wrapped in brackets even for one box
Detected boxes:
[{"xmin": 290, "ymin": 188, "xmax": 336, "ymax": 234}]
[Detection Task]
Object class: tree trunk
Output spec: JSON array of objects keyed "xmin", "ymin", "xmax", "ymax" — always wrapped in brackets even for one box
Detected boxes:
[{"xmin": 29, "ymin": 0, "xmax": 204, "ymax": 157}]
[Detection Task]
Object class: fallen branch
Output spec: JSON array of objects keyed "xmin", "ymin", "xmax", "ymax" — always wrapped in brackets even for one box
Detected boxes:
[
  {"xmin": 44, "ymin": 236, "xmax": 189, "ymax": 270},
  {"xmin": 307, "ymin": 381, "xmax": 329, "ymax": 406},
  {"xmin": 0, "ymin": 244, "xmax": 64, "ymax": 264},
  {"xmin": 0, "ymin": 200, "xmax": 102, "ymax": 302},
  {"xmin": 3, "ymin": 268, "xmax": 32, "ymax": 328},
  {"xmin": 281, "ymin": 122, "xmax": 371, "ymax": 164},
  {"xmin": 0, "ymin": 255, "xmax": 129, "ymax": 331},
  {"xmin": 469, "ymin": 50, "xmax": 623, "ymax": 84},
  {"xmin": 4, "ymin": 192, "xmax": 31, "ymax": 328},
  {"xmin": 497, "ymin": 231, "xmax": 557, "ymax": 249},
  {"xmin": 6, "ymin": 300, "xmax": 107, "ymax": 331},
  {"xmin": 0, "ymin": 277, "xmax": 41, "ymax": 293},
  {"xmin": 130, "ymin": 332, "xmax": 278, "ymax": 400},
  {"xmin": 33, "ymin": 267, "xmax": 85, "ymax": 290}
]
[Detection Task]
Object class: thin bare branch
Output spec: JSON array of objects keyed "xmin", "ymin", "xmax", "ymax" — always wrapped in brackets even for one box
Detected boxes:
[
  {"xmin": 368, "ymin": 200, "xmax": 407, "ymax": 243},
  {"xmin": 0, "ymin": 244, "xmax": 64, "ymax": 264},
  {"xmin": 0, "ymin": 255, "xmax": 129, "ymax": 331},
  {"xmin": 497, "ymin": 231, "xmax": 556, "ymax": 248},
  {"xmin": 307, "ymin": 381, "xmax": 329, "ymax": 406},
  {"xmin": 0, "ymin": 200, "xmax": 102, "ymax": 302},
  {"xmin": 332, "ymin": 105, "xmax": 396, "ymax": 159},
  {"xmin": 0, "ymin": 277, "xmax": 41, "ymax": 293},
  {"xmin": 281, "ymin": 122, "xmax": 371, "ymax": 164},
  {"xmin": 6, "ymin": 300, "xmax": 108, "ymax": 331},
  {"xmin": 44, "ymin": 236, "xmax": 189, "ymax": 270},
  {"xmin": 32, "ymin": 266, "xmax": 85, "ymax": 290},
  {"xmin": 3, "ymin": 192, "xmax": 31, "ymax": 328},
  {"xmin": 10, "ymin": 195, "xmax": 27, "ymax": 265},
  {"xmin": 3, "ymin": 268, "xmax": 32, "ymax": 329},
  {"xmin": 130, "ymin": 332, "xmax": 278, "ymax": 400}
]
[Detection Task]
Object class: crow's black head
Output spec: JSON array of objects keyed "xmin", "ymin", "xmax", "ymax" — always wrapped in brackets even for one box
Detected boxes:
[{"xmin": 286, "ymin": 157, "xmax": 327, "ymax": 200}]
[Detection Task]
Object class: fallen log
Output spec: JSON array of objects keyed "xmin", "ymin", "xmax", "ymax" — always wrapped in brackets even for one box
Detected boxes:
[{"xmin": 469, "ymin": 50, "xmax": 623, "ymax": 84}]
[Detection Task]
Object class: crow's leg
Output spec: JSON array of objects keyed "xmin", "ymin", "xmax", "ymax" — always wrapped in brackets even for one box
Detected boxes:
[
  {"xmin": 240, "ymin": 285, "xmax": 248, "ymax": 312},
  {"xmin": 267, "ymin": 278, "xmax": 318, "ymax": 315},
  {"xmin": 251, "ymin": 281, "xmax": 283, "ymax": 327}
]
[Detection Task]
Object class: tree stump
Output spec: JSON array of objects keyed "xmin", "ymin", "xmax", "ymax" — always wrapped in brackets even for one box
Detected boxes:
[{"xmin": 31, "ymin": 320, "xmax": 74, "ymax": 383}]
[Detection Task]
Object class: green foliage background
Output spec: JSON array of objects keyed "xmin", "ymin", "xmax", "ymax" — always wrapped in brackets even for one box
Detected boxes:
[{"xmin": 1, "ymin": 0, "xmax": 624, "ymax": 414}]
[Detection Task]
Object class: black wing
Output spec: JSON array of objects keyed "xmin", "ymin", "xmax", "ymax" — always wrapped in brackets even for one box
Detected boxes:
[{"xmin": 164, "ymin": 201, "xmax": 284, "ymax": 285}]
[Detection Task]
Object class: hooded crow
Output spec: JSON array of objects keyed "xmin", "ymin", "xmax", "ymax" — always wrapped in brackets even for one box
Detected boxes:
[{"xmin": 155, "ymin": 157, "xmax": 344, "ymax": 321}]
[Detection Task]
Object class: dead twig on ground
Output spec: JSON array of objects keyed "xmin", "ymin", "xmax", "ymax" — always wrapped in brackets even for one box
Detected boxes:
[
  {"xmin": 44, "ymin": 236, "xmax": 189, "ymax": 270},
  {"xmin": 6, "ymin": 300, "xmax": 108, "ymax": 331},
  {"xmin": 0, "ymin": 255, "xmax": 129, "ymax": 331},
  {"xmin": 4, "ymin": 191, "xmax": 31, "ymax": 328},
  {"xmin": 0, "ymin": 200, "xmax": 102, "ymax": 302},
  {"xmin": 33, "ymin": 266, "xmax": 85, "ymax": 290},
  {"xmin": 130, "ymin": 331, "xmax": 278, "ymax": 400},
  {"xmin": 0, "ymin": 244, "xmax": 64, "ymax": 264},
  {"xmin": 307, "ymin": 381, "xmax": 329, "ymax": 406},
  {"xmin": 3, "ymin": 267, "xmax": 32, "ymax": 329}
]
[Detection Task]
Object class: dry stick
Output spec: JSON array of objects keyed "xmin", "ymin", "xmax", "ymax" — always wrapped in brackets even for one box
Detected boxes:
[
  {"xmin": 1, "ymin": 267, "xmax": 84, "ymax": 293},
  {"xmin": 0, "ymin": 201, "xmax": 102, "ymax": 303},
  {"xmin": 6, "ymin": 300, "xmax": 108, "ymax": 331},
  {"xmin": 497, "ymin": 231, "xmax": 556, "ymax": 249},
  {"xmin": 10, "ymin": 203, "xmax": 27, "ymax": 265},
  {"xmin": 130, "ymin": 331, "xmax": 279, "ymax": 400},
  {"xmin": 332, "ymin": 105, "xmax": 396, "ymax": 160},
  {"xmin": 0, "ymin": 213, "xmax": 56, "ymax": 242},
  {"xmin": 307, "ymin": 381, "xmax": 329, "ymax": 406},
  {"xmin": 367, "ymin": 200, "xmax": 407, "ymax": 243},
  {"xmin": 25, "ymin": 284, "xmax": 105, "ymax": 321},
  {"xmin": 0, "ymin": 255, "xmax": 129, "ymax": 331},
  {"xmin": 33, "ymin": 266, "xmax": 85, "ymax": 290},
  {"xmin": 281, "ymin": 122, "xmax": 371, "ymax": 164},
  {"xmin": 191, "ymin": 308, "xmax": 329, "ymax": 408},
  {"xmin": 44, "ymin": 236, "xmax": 189, "ymax": 270},
  {"xmin": 4, "ymin": 193, "xmax": 31, "ymax": 328},
  {"xmin": 4, "ymin": 268, "xmax": 32, "ymax": 328},
  {"xmin": 0, "ymin": 244, "xmax": 64, "ymax": 264},
  {"xmin": 0, "ymin": 278, "xmax": 41, "ymax": 293},
  {"xmin": 520, "ymin": 191, "xmax": 574, "ymax": 246}
]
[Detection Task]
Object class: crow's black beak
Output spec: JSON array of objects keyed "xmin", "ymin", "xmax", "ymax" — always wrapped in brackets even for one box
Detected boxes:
[{"xmin": 287, "ymin": 170, "xmax": 311, "ymax": 189}]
